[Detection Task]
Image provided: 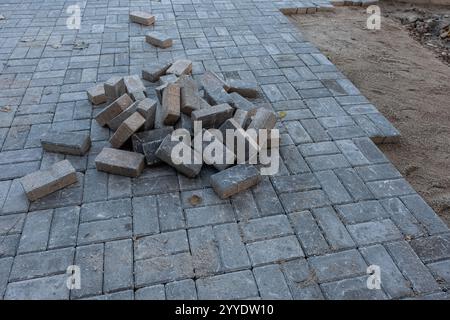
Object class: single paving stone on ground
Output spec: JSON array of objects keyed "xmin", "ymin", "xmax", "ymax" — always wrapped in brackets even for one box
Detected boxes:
[
  {"xmin": 225, "ymin": 79, "xmax": 258, "ymax": 98},
  {"xmin": 142, "ymin": 62, "xmax": 172, "ymax": 82},
  {"xmin": 146, "ymin": 32, "xmax": 173, "ymax": 48},
  {"xmin": 210, "ymin": 164, "xmax": 260, "ymax": 199},
  {"xmin": 104, "ymin": 76, "xmax": 126, "ymax": 102},
  {"xmin": 95, "ymin": 147, "xmax": 145, "ymax": 178},
  {"xmin": 95, "ymin": 94, "xmax": 133, "ymax": 127},
  {"xmin": 161, "ymin": 84, "xmax": 180, "ymax": 125},
  {"xmin": 110, "ymin": 112, "xmax": 146, "ymax": 148},
  {"xmin": 191, "ymin": 103, "xmax": 234, "ymax": 129},
  {"xmin": 41, "ymin": 131, "xmax": 91, "ymax": 156},
  {"xmin": 20, "ymin": 160, "xmax": 77, "ymax": 201},
  {"xmin": 167, "ymin": 59, "xmax": 193, "ymax": 76},
  {"xmin": 87, "ymin": 84, "xmax": 107, "ymax": 106},
  {"xmin": 129, "ymin": 11, "xmax": 155, "ymax": 26}
]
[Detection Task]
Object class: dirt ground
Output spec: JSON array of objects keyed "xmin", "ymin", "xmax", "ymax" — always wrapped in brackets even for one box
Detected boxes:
[{"xmin": 290, "ymin": 0, "xmax": 450, "ymax": 226}]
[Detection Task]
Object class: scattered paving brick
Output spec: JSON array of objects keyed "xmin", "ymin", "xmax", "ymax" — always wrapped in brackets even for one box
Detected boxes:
[
  {"xmin": 132, "ymin": 127, "xmax": 174, "ymax": 154},
  {"xmin": 191, "ymin": 103, "xmax": 234, "ymax": 129},
  {"xmin": 142, "ymin": 62, "xmax": 172, "ymax": 82},
  {"xmin": 247, "ymin": 107, "xmax": 277, "ymax": 131},
  {"xmin": 107, "ymin": 101, "xmax": 140, "ymax": 131},
  {"xmin": 161, "ymin": 83, "xmax": 180, "ymax": 125},
  {"xmin": 87, "ymin": 84, "xmax": 107, "ymax": 106},
  {"xmin": 95, "ymin": 93, "xmax": 133, "ymax": 127},
  {"xmin": 233, "ymin": 109, "xmax": 251, "ymax": 128},
  {"xmin": 203, "ymin": 86, "xmax": 234, "ymax": 106},
  {"xmin": 225, "ymin": 79, "xmax": 258, "ymax": 98},
  {"xmin": 95, "ymin": 147, "xmax": 145, "ymax": 178},
  {"xmin": 228, "ymin": 92, "xmax": 259, "ymax": 114},
  {"xmin": 110, "ymin": 112, "xmax": 146, "ymax": 148},
  {"xmin": 104, "ymin": 76, "xmax": 126, "ymax": 102},
  {"xmin": 210, "ymin": 164, "xmax": 260, "ymax": 199},
  {"xmin": 167, "ymin": 59, "xmax": 193, "ymax": 76},
  {"xmin": 145, "ymin": 32, "xmax": 173, "ymax": 48},
  {"xmin": 123, "ymin": 75, "xmax": 147, "ymax": 98},
  {"xmin": 129, "ymin": 11, "xmax": 155, "ymax": 26},
  {"xmin": 155, "ymin": 134, "xmax": 202, "ymax": 178},
  {"xmin": 20, "ymin": 160, "xmax": 77, "ymax": 201},
  {"xmin": 40, "ymin": 131, "xmax": 91, "ymax": 156}
]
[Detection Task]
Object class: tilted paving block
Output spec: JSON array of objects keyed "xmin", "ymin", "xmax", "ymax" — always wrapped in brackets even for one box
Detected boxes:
[
  {"xmin": 191, "ymin": 103, "xmax": 234, "ymax": 129},
  {"xmin": 228, "ymin": 92, "xmax": 259, "ymax": 114},
  {"xmin": 233, "ymin": 109, "xmax": 251, "ymax": 129},
  {"xmin": 175, "ymin": 113, "xmax": 194, "ymax": 136},
  {"xmin": 201, "ymin": 129, "xmax": 235, "ymax": 171},
  {"xmin": 129, "ymin": 11, "xmax": 155, "ymax": 26},
  {"xmin": 107, "ymin": 101, "xmax": 140, "ymax": 131},
  {"xmin": 20, "ymin": 160, "xmax": 77, "ymax": 201},
  {"xmin": 41, "ymin": 131, "xmax": 91, "ymax": 156},
  {"xmin": 145, "ymin": 32, "xmax": 173, "ymax": 48},
  {"xmin": 155, "ymin": 134, "xmax": 202, "ymax": 177},
  {"xmin": 155, "ymin": 74, "xmax": 178, "ymax": 103},
  {"xmin": 200, "ymin": 70, "xmax": 228, "ymax": 89},
  {"xmin": 110, "ymin": 112, "xmax": 146, "ymax": 148},
  {"xmin": 142, "ymin": 62, "xmax": 172, "ymax": 82},
  {"xmin": 132, "ymin": 127, "xmax": 174, "ymax": 154},
  {"xmin": 130, "ymin": 90, "xmax": 146, "ymax": 101},
  {"xmin": 225, "ymin": 79, "xmax": 258, "ymax": 98},
  {"xmin": 95, "ymin": 93, "xmax": 134, "ymax": 127},
  {"xmin": 203, "ymin": 85, "xmax": 233, "ymax": 106},
  {"xmin": 166, "ymin": 59, "xmax": 193, "ymax": 76},
  {"xmin": 104, "ymin": 76, "xmax": 126, "ymax": 101},
  {"xmin": 87, "ymin": 84, "xmax": 107, "ymax": 106},
  {"xmin": 247, "ymin": 107, "xmax": 277, "ymax": 130},
  {"xmin": 136, "ymin": 98, "xmax": 157, "ymax": 130},
  {"xmin": 123, "ymin": 75, "xmax": 147, "ymax": 99},
  {"xmin": 139, "ymin": 129, "xmax": 175, "ymax": 165},
  {"xmin": 161, "ymin": 83, "xmax": 180, "ymax": 125},
  {"xmin": 210, "ymin": 164, "xmax": 261, "ymax": 199},
  {"xmin": 95, "ymin": 147, "xmax": 145, "ymax": 178},
  {"xmin": 176, "ymin": 75, "xmax": 203, "ymax": 115}
]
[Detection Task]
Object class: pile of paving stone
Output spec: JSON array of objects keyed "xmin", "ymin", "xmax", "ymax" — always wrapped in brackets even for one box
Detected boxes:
[{"xmin": 18, "ymin": 11, "xmax": 278, "ymax": 202}]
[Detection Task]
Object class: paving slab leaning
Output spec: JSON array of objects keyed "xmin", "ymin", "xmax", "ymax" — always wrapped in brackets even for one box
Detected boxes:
[{"xmin": 0, "ymin": 0, "xmax": 449, "ymax": 300}]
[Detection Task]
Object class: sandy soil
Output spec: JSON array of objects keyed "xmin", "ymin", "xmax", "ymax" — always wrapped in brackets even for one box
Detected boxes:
[{"xmin": 290, "ymin": 1, "xmax": 450, "ymax": 225}]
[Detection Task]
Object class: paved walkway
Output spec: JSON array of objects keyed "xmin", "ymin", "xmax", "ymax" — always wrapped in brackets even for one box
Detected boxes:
[{"xmin": 0, "ymin": 0, "xmax": 449, "ymax": 300}]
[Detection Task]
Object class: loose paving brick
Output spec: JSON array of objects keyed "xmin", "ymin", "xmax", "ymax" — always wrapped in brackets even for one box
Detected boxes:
[
  {"xmin": 167, "ymin": 59, "xmax": 193, "ymax": 77},
  {"xmin": 132, "ymin": 127, "xmax": 174, "ymax": 154},
  {"xmin": 247, "ymin": 108, "xmax": 277, "ymax": 131},
  {"xmin": 106, "ymin": 101, "xmax": 140, "ymax": 131},
  {"xmin": 210, "ymin": 164, "xmax": 260, "ymax": 199},
  {"xmin": 95, "ymin": 93, "xmax": 133, "ymax": 127},
  {"xmin": 110, "ymin": 112, "xmax": 146, "ymax": 148},
  {"xmin": 160, "ymin": 84, "xmax": 180, "ymax": 125},
  {"xmin": 228, "ymin": 92, "xmax": 259, "ymax": 114},
  {"xmin": 129, "ymin": 11, "xmax": 155, "ymax": 26},
  {"xmin": 146, "ymin": 32, "xmax": 173, "ymax": 48},
  {"xmin": 95, "ymin": 147, "xmax": 145, "ymax": 178},
  {"xmin": 123, "ymin": 75, "xmax": 147, "ymax": 99},
  {"xmin": 225, "ymin": 79, "xmax": 258, "ymax": 98},
  {"xmin": 104, "ymin": 76, "xmax": 126, "ymax": 102},
  {"xmin": 142, "ymin": 62, "xmax": 172, "ymax": 83},
  {"xmin": 20, "ymin": 160, "xmax": 77, "ymax": 201},
  {"xmin": 196, "ymin": 270, "xmax": 259, "ymax": 300},
  {"xmin": 87, "ymin": 84, "xmax": 107, "ymax": 106},
  {"xmin": 41, "ymin": 131, "xmax": 91, "ymax": 156},
  {"xmin": 191, "ymin": 103, "xmax": 234, "ymax": 129}
]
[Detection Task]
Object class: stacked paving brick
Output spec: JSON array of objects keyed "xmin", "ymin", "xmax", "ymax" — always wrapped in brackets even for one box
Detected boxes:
[{"xmin": 87, "ymin": 58, "xmax": 278, "ymax": 199}]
